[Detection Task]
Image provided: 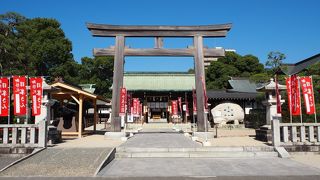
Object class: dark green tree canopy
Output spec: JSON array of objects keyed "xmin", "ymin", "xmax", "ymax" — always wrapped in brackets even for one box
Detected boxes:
[
  {"xmin": 0, "ymin": 12, "xmax": 73, "ymax": 76},
  {"xmin": 0, "ymin": 12, "xmax": 114, "ymax": 99},
  {"xmin": 205, "ymin": 52, "xmax": 266, "ymax": 90}
]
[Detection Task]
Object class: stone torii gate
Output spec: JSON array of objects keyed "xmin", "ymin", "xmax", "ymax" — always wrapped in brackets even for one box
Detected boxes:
[{"xmin": 87, "ymin": 23, "xmax": 232, "ymax": 132}]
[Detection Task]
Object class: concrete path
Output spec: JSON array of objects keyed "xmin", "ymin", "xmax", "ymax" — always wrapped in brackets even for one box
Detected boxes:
[
  {"xmin": 0, "ymin": 148, "xmax": 113, "ymax": 177},
  {"xmin": 98, "ymin": 157, "xmax": 320, "ymax": 177},
  {"xmin": 1, "ymin": 176, "xmax": 320, "ymax": 180},
  {"xmin": 120, "ymin": 133, "xmax": 201, "ymax": 148}
]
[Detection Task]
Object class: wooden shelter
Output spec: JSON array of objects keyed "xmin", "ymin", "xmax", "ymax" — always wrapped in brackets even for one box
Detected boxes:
[
  {"xmin": 51, "ymin": 82, "xmax": 110, "ymax": 138},
  {"xmin": 87, "ymin": 23, "xmax": 232, "ymax": 132}
]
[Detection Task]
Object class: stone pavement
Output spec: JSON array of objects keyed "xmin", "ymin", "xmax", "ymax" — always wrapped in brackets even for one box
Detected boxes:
[
  {"xmin": 291, "ymin": 154, "xmax": 320, "ymax": 169},
  {"xmin": 1, "ymin": 176, "xmax": 320, "ymax": 180},
  {"xmin": 98, "ymin": 157, "xmax": 320, "ymax": 177},
  {"xmin": 119, "ymin": 133, "xmax": 201, "ymax": 148},
  {"xmin": 99, "ymin": 132, "xmax": 320, "ymax": 177}
]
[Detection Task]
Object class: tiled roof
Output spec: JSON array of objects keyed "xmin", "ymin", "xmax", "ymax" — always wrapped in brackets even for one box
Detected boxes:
[{"xmin": 124, "ymin": 73, "xmax": 195, "ymax": 91}]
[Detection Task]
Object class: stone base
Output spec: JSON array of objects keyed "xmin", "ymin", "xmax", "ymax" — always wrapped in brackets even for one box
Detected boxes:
[
  {"xmin": 47, "ymin": 126, "xmax": 62, "ymax": 144},
  {"xmin": 104, "ymin": 132, "xmax": 129, "ymax": 139},
  {"xmin": 193, "ymin": 132, "xmax": 215, "ymax": 140},
  {"xmin": 255, "ymin": 125, "xmax": 272, "ymax": 142}
]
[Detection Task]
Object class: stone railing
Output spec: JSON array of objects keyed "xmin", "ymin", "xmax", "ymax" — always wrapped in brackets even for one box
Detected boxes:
[
  {"xmin": 272, "ymin": 120, "xmax": 320, "ymax": 146},
  {"xmin": 0, "ymin": 120, "xmax": 47, "ymax": 148}
]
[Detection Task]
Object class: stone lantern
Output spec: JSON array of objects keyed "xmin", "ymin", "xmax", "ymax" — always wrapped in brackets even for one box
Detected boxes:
[
  {"xmin": 35, "ymin": 79, "xmax": 56, "ymax": 124},
  {"xmin": 255, "ymin": 78, "xmax": 286, "ymax": 141}
]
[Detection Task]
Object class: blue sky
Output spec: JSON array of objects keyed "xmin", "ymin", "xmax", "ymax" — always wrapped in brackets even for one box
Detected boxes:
[{"xmin": 1, "ymin": 0, "xmax": 319, "ymax": 72}]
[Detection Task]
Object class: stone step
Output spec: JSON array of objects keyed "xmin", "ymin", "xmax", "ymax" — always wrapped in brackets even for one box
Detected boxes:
[
  {"xmin": 116, "ymin": 146, "xmax": 275, "ymax": 153},
  {"xmin": 115, "ymin": 151, "xmax": 278, "ymax": 158}
]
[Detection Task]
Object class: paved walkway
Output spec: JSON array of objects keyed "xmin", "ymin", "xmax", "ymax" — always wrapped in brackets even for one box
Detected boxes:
[
  {"xmin": 120, "ymin": 133, "xmax": 201, "ymax": 148},
  {"xmin": 99, "ymin": 157, "xmax": 320, "ymax": 177},
  {"xmin": 99, "ymin": 132, "xmax": 320, "ymax": 177}
]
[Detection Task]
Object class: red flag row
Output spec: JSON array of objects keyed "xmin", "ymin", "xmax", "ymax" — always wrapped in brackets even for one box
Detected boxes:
[
  {"xmin": 0, "ymin": 76, "xmax": 43, "ymax": 117},
  {"xmin": 119, "ymin": 87, "xmax": 143, "ymax": 117},
  {"xmin": 285, "ymin": 75, "xmax": 316, "ymax": 115}
]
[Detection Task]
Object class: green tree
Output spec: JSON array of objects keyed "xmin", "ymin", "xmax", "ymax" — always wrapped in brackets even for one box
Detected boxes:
[
  {"xmin": 78, "ymin": 56, "xmax": 114, "ymax": 98},
  {"xmin": 265, "ymin": 51, "xmax": 286, "ymax": 73},
  {"xmin": 205, "ymin": 52, "xmax": 266, "ymax": 89},
  {"xmin": 0, "ymin": 12, "xmax": 27, "ymax": 75},
  {"xmin": 0, "ymin": 12, "xmax": 74, "ymax": 76}
]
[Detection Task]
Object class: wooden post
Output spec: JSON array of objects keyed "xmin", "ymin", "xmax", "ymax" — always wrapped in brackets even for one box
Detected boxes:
[
  {"xmin": 93, "ymin": 99, "xmax": 97, "ymax": 133},
  {"xmin": 193, "ymin": 35, "xmax": 206, "ymax": 132},
  {"xmin": 155, "ymin": 37, "xmax": 163, "ymax": 48},
  {"xmin": 111, "ymin": 35, "xmax": 125, "ymax": 132},
  {"xmin": 78, "ymin": 95, "xmax": 84, "ymax": 138}
]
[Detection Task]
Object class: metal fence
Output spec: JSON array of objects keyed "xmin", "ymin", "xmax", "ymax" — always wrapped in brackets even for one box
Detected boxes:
[{"xmin": 0, "ymin": 120, "xmax": 47, "ymax": 148}]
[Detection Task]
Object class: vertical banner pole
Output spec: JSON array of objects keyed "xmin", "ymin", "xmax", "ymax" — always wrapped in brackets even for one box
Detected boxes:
[
  {"xmin": 26, "ymin": 75, "xmax": 28, "ymax": 124},
  {"xmin": 8, "ymin": 77, "xmax": 10, "ymax": 124},
  {"xmin": 288, "ymin": 76, "xmax": 293, "ymax": 123},
  {"xmin": 298, "ymin": 76, "xmax": 303, "ymax": 124},
  {"xmin": 310, "ymin": 76, "xmax": 317, "ymax": 123}
]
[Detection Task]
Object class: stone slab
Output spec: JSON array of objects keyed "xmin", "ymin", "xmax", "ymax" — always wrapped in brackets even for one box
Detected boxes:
[
  {"xmin": 98, "ymin": 158, "xmax": 320, "ymax": 177},
  {"xmin": 275, "ymin": 147, "xmax": 290, "ymax": 158},
  {"xmin": 119, "ymin": 133, "xmax": 201, "ymax": 148}
]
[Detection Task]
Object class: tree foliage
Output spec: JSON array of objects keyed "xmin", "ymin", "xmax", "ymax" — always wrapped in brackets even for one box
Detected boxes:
[
  {"xmin": 0, "ymin": 12, "xmax": 74, "ymax": 76},
  {"xmin": 0, "ymin": 12, "xmax": 114, "ymax": 99},
  {"xmin": 265, "ymin": 51, "xmax": 286, "ymax": 73},
  {"xmin": 205, "ymin": 52, "xmax": 266, "ymax": 90}
]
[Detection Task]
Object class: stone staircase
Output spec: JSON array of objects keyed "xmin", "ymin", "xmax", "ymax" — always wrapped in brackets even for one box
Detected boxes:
[{"xmin": 115, "ymin": 146, "xmax": 279, "ymax": 158}]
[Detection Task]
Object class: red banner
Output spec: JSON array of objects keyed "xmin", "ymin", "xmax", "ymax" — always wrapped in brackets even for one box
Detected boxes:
[
  {"xmin": 140, "ymin": 103, "xmax": 143, "ymax": 116},
  {"xmin": 287, "ymin": 75, "xmax": 301, "ymax": 116},
  {"xmin": 119, "ymin": 88, "xmax": 127, "ymax": 116},
  {"xmin": 0, "ymin": 77, "xmax": 9, "ymax": 116},
  {"xmin": 171, "ymin": 100, "xmax": 178, "ymax": 116},
  {"xmin": 132, "ymin": 98, "xmax": 139, "ymax": 117},
  {"xmin": 13, "ymin": 76, "xmax": 27, "ymax": 116},
  {"xmin": 178, "ymin": 97, "xmax": 182, "ymax": 113},
  {"xmin": 286, "ymin": 77, "xmax": 292, "ymax": 112},
  {"xmin": 29, "ymin": 77, "xmax": 43, "ymax": 116},
  {"xmin": 192, "ymin": 88, "xmax": 197, "ymax": 115},
  {"xmin": 127, "ymin": 94, "xmax": 132, "ymax": 114},
  {"xmin": 300, "ymin": 76, "xmax": 315, "ymax": 114},
  {"xmin": 275, "ymin": 75, "xmax": 282, "ymax": 114}
]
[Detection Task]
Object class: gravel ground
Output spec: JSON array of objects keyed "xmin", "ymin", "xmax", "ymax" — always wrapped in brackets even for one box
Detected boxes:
[{"xmin": 0, "ymin": 148, "xmax": 112, "ymax": 177}]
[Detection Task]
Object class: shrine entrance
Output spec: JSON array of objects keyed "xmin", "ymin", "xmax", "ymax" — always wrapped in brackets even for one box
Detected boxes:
[{"xmin": 87, "ymin": 23, "xmax": 232, "ymax": 132}]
